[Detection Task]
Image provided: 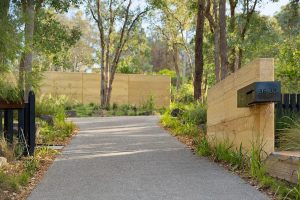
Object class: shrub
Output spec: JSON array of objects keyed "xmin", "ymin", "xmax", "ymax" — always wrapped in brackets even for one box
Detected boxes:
[
  {"xmin": 36, "ymin": 95, "xmax": 71, "ymax": 116},
  {"xmin": 181, "ymin": 103, "xmax": 207, "ymax": 125},
  {"xmin": 173, "ymin": 83, "xmax": 194, "ymax": 104},
  {"xmin": 0, "ymin": 81, "xmax": 22, "ymax": 102},
  {"xmin": 38, "ymin": 115, "xmax": 75, "ymax": 144},
  {"xmin": 74, "ymin": 104, "xmax": 99, "ymax": 117},
  {"xmin": 140, "ymin": 96, "xmax": 155, "ymax": 114},
  {"xmin": 161, "ymin": 111, "xmax": 180, "ymax": 129}
]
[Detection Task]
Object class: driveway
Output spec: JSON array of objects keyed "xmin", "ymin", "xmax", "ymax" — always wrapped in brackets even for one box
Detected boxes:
[{"xmin": 28, "ymin": 116, "xmax": 269, "ymax": 200}]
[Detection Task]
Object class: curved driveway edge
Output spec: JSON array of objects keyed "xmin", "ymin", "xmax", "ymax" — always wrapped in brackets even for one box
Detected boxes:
[{"xmin": 28, "ymin": 116, "xmax": 269, "ymax": 200}]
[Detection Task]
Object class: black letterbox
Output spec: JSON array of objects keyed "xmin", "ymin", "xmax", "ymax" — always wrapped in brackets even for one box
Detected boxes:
[{"xmin": 237, "ymin": 81, "xmax": 281, "ymax": 107}]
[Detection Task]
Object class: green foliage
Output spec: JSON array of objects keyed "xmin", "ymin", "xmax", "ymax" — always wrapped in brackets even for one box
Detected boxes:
[
  {"xmin": 74, "ymin": 103, "xmax": 99, "ymax": 117},
  {"xmin": 230, "ymin": 144, "xmax": 246, "ymax": 170},
  {"xmin": 35, "ymin": 146, "xmax": 59, "ymax": 159},
  {"xmin": 117, "ymin": 65, "xmax": 140, "ymax": 74},
  {"xmin": 157, "ymin": 69, "xmax": 176, "ymax": 78},
  {"xmin": 242, "ymin": 14, "xmax": 281, "ymax": 65},
  {"xmin": 196, "ymin": 137, "xmax": 212, "ymax": 157},
  {"xmin": 214, "ymin": 141, "xmax": 233, "ymax": 163},
  {"xmin": 181, "ymin": 103, "xmax": 207, "ymax": 125},
  {"xmin": 275, "ymin": 2, "xmax": 300, "ymax": 37},
  {"xmin": 276, "ymin": 35, "xmax": 300, "ymax": 93},
  {"xmin": 36, "ymin": 95, "xmax": 73, "ymax": 116},
  {"xmin": 157, "ymin": 69, "xmax": 177, "ymax": 85},
  {"xmin": 277, "ymin": 116, "xmax": 300, "ymax": 151},
  {"xmin": 250, "ymin": 141, "xmax": 265, "ymax": 179},
  {"xmin": 0, "ymin": 81, "xmax": 22, "ymax": 102},
  {"xmin": 36, "ymin": 95, "xmax": 76, "ymax": 144},
  {"xmin": 0, "ymin": 157, "xmax": 39, "ymax": 192},
  {"xmin": 0, "ymin": 170, "xmax": 19, "ymax": 191},
  {"xmin": 72, "ymin": 96, "xmax": 156, "ymax": 117},
  {"xmin": 161, "ymin": 111, "xmax": 180, "ymax": 129},
  {"xmin": 34, "ymin": 10, "xmax": 81, "ymax": 57},
  {"xmin": 172, "ymin": 83, "xmax": 194, "ymax": 104},
  {"xmin": 24, "ymin": 158, "xmax": 39, "ymax": 177},
  {"xmin": 161, "ymin": 102, "xmax": 206, "ymax": 138},
  {"xmin": 291, "ymin": 166, "xmax": 300, "ymax": 200},
  {"xmin": 38, "ymin": 117, "xmax": 75, "ymax": 145}
]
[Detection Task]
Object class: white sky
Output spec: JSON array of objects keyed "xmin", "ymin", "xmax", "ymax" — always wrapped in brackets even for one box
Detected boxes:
[{"xmin": 257, "ymin": 0, "xmax": 290, "ymax": 16}]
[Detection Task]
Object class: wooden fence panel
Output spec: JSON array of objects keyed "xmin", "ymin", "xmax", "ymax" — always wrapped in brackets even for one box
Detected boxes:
[{"xmin": 276, "ymin": 93, "xmax": 300, "ymax": 114}]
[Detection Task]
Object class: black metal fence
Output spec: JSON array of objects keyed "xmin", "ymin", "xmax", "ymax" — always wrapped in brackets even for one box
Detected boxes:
[
  {"xmin": 0, "ymin": 91, "xmax": 36, "ymax": 156},
  {"xmin": 276, "ymin": 93, "xmax": 300, "ymax": 115}
]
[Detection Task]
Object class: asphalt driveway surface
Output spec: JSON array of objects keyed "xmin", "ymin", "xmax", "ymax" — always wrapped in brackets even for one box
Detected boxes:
[{"xmin": 28, "ymin": 116, "xmax": 269, "ymax": 200}]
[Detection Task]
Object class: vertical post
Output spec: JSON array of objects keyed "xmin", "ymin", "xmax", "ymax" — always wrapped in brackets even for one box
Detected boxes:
[
  {"xmin": 283, "ymin": 94, "xmax": 290, "ymax": 113},
  {"xmin": 0, "ymin": 110, "xmax": 2, "ymax": 135},
  {"xmin": 297, "ymin": 94, "xmax": 300, "ymax": 112},
  {"xmin": 276, "ymin": 94, "xmax": 283, "ymax": 118},
  {"xmin": 4, "ymin": 110, "xmax": 14, "ymax": 144},
  {"xmin": 290, "ymin": 94, "xmax": 297, "ymax": 112},
  {"xmin": 28, "ymin": 91, "xmax": 36, "ymax": 156}
]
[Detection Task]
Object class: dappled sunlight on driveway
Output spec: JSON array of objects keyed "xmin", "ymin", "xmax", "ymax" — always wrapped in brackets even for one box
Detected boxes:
[{"xmin": 57, "ymin": 147, "xmax": 185, "ymax": 161}]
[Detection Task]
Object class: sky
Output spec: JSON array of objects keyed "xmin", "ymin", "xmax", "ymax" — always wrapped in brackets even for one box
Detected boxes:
[
  {"xmin": 71, "ymin": 0, "xmax": 290, "ymax": 19},
  {"xmin": 257, "ymin": 0, "xmax": 290, "ymax": 16}
]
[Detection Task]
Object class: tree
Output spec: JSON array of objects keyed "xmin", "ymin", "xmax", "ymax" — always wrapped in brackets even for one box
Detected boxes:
[
  {"xmin": 275, "ymin": 2, "xmax": 300, "ymax": 37},
  {"xmin": 0, "ymin": 0, "xmax": 21, "ymax": 73},
  {"xmin": 204, "ymin": 0, "xmax": 221, "ymax": 82},
  {"xmin": 57, "ymin": 11, "xmax": 95, "ymax": 72},
  {"xmin": 219, "ymin": 0, "xmax": 229, "ymax": 80},
  {"xmin": 149, "ymin": 39, "xmax": 175, "ymax": 72},
  {"xmin": 89, "ymin": 0, "xmax": 149, "ymax": 107},
  {"xmin": 34, "ymin": 10, "xmax": 82, "ymax": 72},
  {"xmin": 17, "ymin": 0, "xmax": 82, "ymax": 100},
  {"xmin": 150, "ymin": 0, "xmax": 195, "ymax": 88},
  {"xmin": 194, "ymin": 0, "xmax": 205, "ymax": 100},
  {"xmin": 117, "ymin": 27, "xmax": 153, "ymax": 74}
]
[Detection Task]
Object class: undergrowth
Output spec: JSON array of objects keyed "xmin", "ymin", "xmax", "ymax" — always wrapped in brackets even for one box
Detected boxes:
[{"xmin": 0, "ymin": 146, "xmax": 58, "ymax": 193}]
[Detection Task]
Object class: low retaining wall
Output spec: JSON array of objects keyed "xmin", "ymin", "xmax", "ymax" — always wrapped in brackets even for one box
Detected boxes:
[
  {"xmin": 39, "ymin": 72, "xmax": 171, "ymax": 108},
  {"xmin": 207, "ymin": 58, "xmax": 275, "ymax": 155}
]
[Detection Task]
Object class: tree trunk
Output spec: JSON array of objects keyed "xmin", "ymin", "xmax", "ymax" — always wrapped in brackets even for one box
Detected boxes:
[
  {"xmin": 0, "ymin": 0, "xmax": 10, "ymax": 68},
  {"xmin": 213, "ymin": 0, "xmax": 221, "ymax": 83},
  {"xmin": 237, "ymin": 47, "xmax": 243, "ymax": 69},
  {"xmin": 194, "ymin": 0, "xmax": 205, "ymax": 101},
  {"xmin": 228, "ymin": 0, "xmax": 237, "ymax": 72},
  {"xmin": 172, "ymin": 45, "xmax": 181, "ymax": 90},
  {"xmin": 21, "ymin": 0, "xmax": 35, "ymax": 102},
  {"xmin": 219, "ymin": 0, "xmax": 228, "ymax": 80},
  {"xmin": 202, "ymin": 72, "xmax": 208, "ymax": 102},
  {"xmin": 95, "ymin": 0, "xmax": 106, "ymax": 107}
]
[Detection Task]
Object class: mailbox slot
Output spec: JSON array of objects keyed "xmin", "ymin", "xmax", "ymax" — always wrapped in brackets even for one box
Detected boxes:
[{"xmin": 237, "ymin": 81, "xmax": 281, "ymax": 107}]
